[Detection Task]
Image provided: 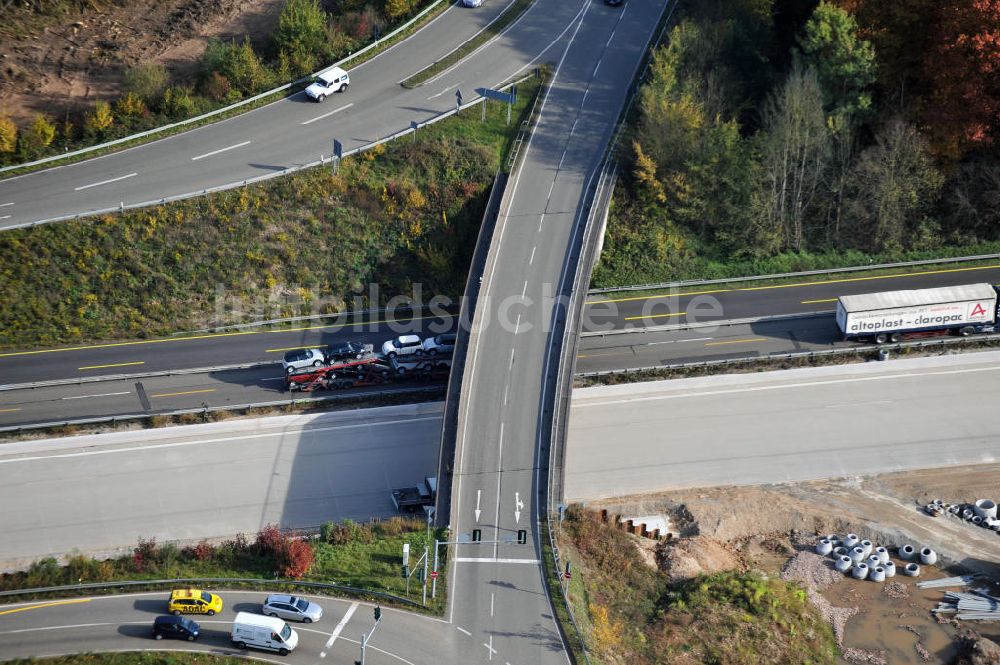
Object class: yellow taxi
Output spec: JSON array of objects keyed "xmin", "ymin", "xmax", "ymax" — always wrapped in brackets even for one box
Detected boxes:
[{"xmin": 168, "ymin": 589, "xmax": 223, "ymax": 616}]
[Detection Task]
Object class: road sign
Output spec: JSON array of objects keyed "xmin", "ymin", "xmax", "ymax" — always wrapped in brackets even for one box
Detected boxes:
[
  {"xmin": 477, "ymin": 87, "xmax": 515, "ymax": 105},
  {"xmin": 430, "ymin": 571, "xmax": 439, "ymax": 579}
]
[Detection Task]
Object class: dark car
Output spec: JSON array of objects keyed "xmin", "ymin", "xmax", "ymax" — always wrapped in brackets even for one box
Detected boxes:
[
  {"xmin": 153, "ymin": 615, "xmax": 200, "ymax": 641},
  {"xmin": 605, "ymin": 0, "xmax": 623, "ymax": 5},
  {"xmin": 325, "ymin": 341, "xmax": 367, "ymax": 363}
]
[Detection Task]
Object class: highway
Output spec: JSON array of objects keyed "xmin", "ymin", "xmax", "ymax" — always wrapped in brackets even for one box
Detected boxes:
[
  {"xmin": 566, "ymin": 350, "xmax": 1000, "ymax": 501},
  {"xmin": 437, "ymin": 0, "xmax": 664, "ymax": 663},
  {"xmin": 0, "ymin": 404, "xmax": 441, "ymax": 566},
  {"xmin": 0, "ymin": 590, "xmax": 456, "ymax": 664},
  {"xmin": 0, "ymin": 1, "xmax": 519, "ymax": 229}
]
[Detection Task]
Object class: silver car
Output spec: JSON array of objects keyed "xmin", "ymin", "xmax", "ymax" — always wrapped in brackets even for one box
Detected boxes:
[{"xmin": 262, "ymin": 595, "xmax": 323, "ymax": 623}]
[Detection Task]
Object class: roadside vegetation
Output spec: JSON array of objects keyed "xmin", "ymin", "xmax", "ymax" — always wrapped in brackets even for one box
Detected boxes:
[
  {"xmin": 0, "ymin": 0, "xmax": 438, "ymax": 167},
  {"xmin": 0, "ymin": 76, "xmax": 540, "ymax": 350},
  {"xmin": 594, "ymin": 0, "xmax": 1000, "ymax": 287},
  {"xmin": 559, "ymin": 507, "xmax": 838, "ymax": 664},
  {"xmin": 4, "ymin": 655, "xmax": 247, "ymax": 665},
  {"xmin": 0, "ymin": 519, "xmax": 445, "ymax": 608}
]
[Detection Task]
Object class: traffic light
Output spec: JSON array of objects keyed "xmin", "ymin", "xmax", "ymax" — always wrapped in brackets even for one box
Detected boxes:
[
  {"xmin": 374, "ymin": 604, "xmax": 381, "ymax": 622},
  {"xmin": 517, "ymin": 529, "xmax": 527, "ymax": 545}
]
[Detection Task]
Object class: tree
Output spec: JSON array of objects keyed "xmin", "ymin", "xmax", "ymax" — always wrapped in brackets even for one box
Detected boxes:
[
  {"xmin": 274, "ymin": 0, "xmax": 328, "ymax": 75},
  {"xmin": 85, "ymin": 100, "xmax": 114, "ymax": 136},
  {"xmin": 0, "ymin": 114, "xmax": 16, "ymax": 154},
  {"xmin": 940, "ymin": 156, "xmax": 1000, "ymax": 241},
  {"xmin": 757, "ymin": 64, "xmax": 830, "ymax": 251},
  {"xmin": 17, "ymin": 113, "xmax": 56, "ymax": 159},
  {"xmin": 797, "ymin": 1, "xmax": 876, "ymax": 118},
  {"xmin": 385, "ymin": 0, "xmax": 415, "ymax": 21},
  {"xmin": 123, "ymin": 63, "xmax": 169, "ymax": 106},
  {"xmin": 844, "ymin": 118, "xmax": 943, "ymax": 252}
]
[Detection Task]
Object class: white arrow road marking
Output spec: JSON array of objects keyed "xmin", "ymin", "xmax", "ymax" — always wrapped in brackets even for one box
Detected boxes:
[
  {"xmin": 320, "ymin": 601, "xmax": 358, "ymax": 658},
  {"xmin": 514, "ymin": 492, "xmax": 524, "ymax": 524},
  {"xmin": 301, "ymin": 103, "xmax": 354, "ymax": 125},
  {"xmin": 475, "ymin": 489, "xmax": 482, "ymax": 522},
  {"xmin": 74, "ymin": 172, "xmax": 137, "ymax": 191},
  {"xmin": 191, "ymin": 140, "xmax": 251, "ymax": 161}
]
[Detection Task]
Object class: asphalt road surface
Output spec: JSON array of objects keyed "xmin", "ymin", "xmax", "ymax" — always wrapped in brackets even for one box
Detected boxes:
[
  {"xmin": 0, "ymin": 0, "xmax": 517, "ymax": 229},
  {"xmin": 0, "ymin": 590, "xmax": 457, "ymax": 664},
  {"xmin": 0, "ymin": 404, "xmax": 441, "ymax": 566},
  {"xmin": 581, "ymin": 262, "xmax": 1000, "ymax": 333},
  {"xmin": 442, "ymin": 0, "xmax": 666, "ymax": 663},
  {"xmin": 565, "ymin": 350, "xmax": 1000, "ymax": 501}
]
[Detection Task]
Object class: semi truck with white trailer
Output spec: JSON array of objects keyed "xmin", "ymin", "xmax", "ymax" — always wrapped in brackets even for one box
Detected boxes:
[{"xmin": 836, "ymin": 283, "xmax": 999, "ymax": 343}]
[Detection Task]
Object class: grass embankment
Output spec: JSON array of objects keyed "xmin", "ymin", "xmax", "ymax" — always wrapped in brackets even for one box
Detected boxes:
[
  {"xmin": 401, "ymin": 0, "xmax": 535, "ymax": 89},
  {"xmin": 0, "ymin": 77, "xmax": 541, "ymax": 352},
  {"xmin": 0, "ymin": 519, "xmax": 447, "ymax": 612},
  {"xmin": 4, "ymin": 655, "xmax": 245, "ymax": 665},
  {"xmin": 559, "ymin": 507, "xmax": 837, "ymax": 664}
]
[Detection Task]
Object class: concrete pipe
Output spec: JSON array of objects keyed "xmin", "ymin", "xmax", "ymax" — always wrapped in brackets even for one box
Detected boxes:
[
  {"xmin": 973, "ymin": 516, "xmax": 983, "ymax": 525},
  {"xmin": 867, "ymin": 555, "xmax": 882, "ymax": 568},
  {"xmin": 884, "ymin": 561, "xmax": 897, "ymax": 578},
  {"xmin": 850, "ymin": 547, "xmax": 867, "ymax": 563},
  {"xmin": 851, "ymin": 563, "xmax": 870, "ymax": 580},
  {"xmin": 920, "ymin": 548, "xmax": 938, "ymax": 565},
  {"xmin": 904, "ymin": 563, "xmax": 921, "ymax": 577},
  {"xmin": 870, "ymin": 566, "xmax": 886, "ymax": 583},
  {"xmin": 963, "ymin": 509, "xmax": 975, "ymax": 520},
  {"xmin": 975, "ymin": 499, "xmax": 997, "ymax": 520},
  {"xmin": 843, "ymin": 533, "xmax": 860, "ymax": 548},
  {"xmin": 816, "ymin": 539, "xmax": 834, "ymax": 556},
  {"xmin": 875, "ymin": 546, "xmax": 890, "ymax": 564},
  {"xmin": 826, "ymin": 534, "xmax": 840, "ymax": 546},
  {"xmin": 835, "ymin": 556, "xmax": 853, "ymax": 573},
  {"xmin": 860, "ymin": 540, "xmax": 873, "ymax": 557},
  {"xmin": 949, "ymin": 505, "xmax": 961, "ymax": 515},
  {"xmin": 899, "ymin": 544, "xmax": 915, "ymax": 560},
  {"xmin": 833, "ymin": 546, "xmax": 849, "ymax": 558}
]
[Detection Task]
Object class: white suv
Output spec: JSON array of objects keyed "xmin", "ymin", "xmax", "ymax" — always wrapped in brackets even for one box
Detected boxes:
[
  {"xmin": 282, "ymin": 348, "xmax": 326, "ymax": 373},
  {"xmin": 305, "ymin": 67, "xmax": 350, "ymax": 102},
  {"xmin": 381, "ymin": 334, "xmax": 423, "ymax": 358}
]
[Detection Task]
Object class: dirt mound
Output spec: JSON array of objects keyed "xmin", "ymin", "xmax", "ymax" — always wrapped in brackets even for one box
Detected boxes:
[
  {"xmin": 0, "ymin": 0, "xmax": 283, "ymax": 124},
  {"xmin": 656, "ymin": 535, "xmax": 741, "ymax": 582},
  {"xmin": 955, "ymin": 632, "xmax": 1000, "ymax": 665}
]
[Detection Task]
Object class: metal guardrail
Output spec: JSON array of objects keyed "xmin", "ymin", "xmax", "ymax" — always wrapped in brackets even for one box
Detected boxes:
[
  {"xmin": 573, "ymin": 333, "xmax": 1000, "ymax": 379},
  {"xmin": 0, "ymin": 384, "xmax": 444, "ymax": 435},
  {"xmin": 587, "ymin": 253, "xmax": 1000, "ymax": 296},
  {"xmin": 7, "ymin": 73, "xmax": 538, "ymax": 230},
  {"xmin": 0, "ymin": 0, "xmax": 448, "ymax": 177},
  {"xmin": 0, "ymin": 577, "xmax": 422, "ymax": 608}
]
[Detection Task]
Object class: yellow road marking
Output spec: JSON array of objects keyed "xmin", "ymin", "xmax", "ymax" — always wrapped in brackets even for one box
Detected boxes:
[
  {"xmin": 704, "ymin": 338, "xmax": 767, "ymax": 347},
  {"xmin": 801, "ymin": 298, "xmax": 839, "ymax": 304},
  {"xmin": 78, "ymin": 361, "xmax": 145, "ymax": 371},
  {"xmin": 0, "ymin": 408, "xmax": 22, "ymax": 413},
  {"xmin": 586, "ymin": 263, "xmax": 1000, "ymax": 305},
  {"xmin": 0, "ymin": 598, "xmax": 90, "ymax": 615},
  {"xmin": 0, "ymin": 315, "xmax": 431, "ymax": 359},
  {"xmin": 623, "ymin": 311, "xmax": 686, "ymax": 322},
  {"xmin": 150, "ymin": 388, "xmax": 216, "ymax": 398}
]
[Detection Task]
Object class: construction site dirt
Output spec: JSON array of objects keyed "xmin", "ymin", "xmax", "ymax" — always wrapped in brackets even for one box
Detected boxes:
[{"xmin": 592, "ymin": 462, "xmax": 1000, "ymax": 663}]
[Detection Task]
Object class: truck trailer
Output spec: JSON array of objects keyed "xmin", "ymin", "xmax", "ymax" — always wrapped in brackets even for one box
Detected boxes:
[{"xmin": 836, "ymin": 283, "xmax": 999, "ymax": 343}]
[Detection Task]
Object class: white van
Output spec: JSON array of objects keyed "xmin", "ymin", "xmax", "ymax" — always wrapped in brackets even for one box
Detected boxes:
[{"xmin": 231, "ymin": 612, "xmax": 299, "ymax": 655}]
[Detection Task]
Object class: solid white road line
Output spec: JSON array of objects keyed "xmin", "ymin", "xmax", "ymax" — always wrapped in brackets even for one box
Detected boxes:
[
  {"xmin": 73, "ymin": 172, "xmax": 137, "ymax": 191},
  {"xmin": 0, "ymin": 415, "xmax": 441, "ymax": 464},
  {"xmin": 0, "ymin": 202, "xmax": 13, "ymax": 207},
  {"xmin": 456, "ymin": 626, "xmax": 472, "ymax": 636},
  {"xmin": 529, "ymin": 246, "xmax": 536, "ymax": 264},
  {"xmin": 0, "ymin": 215, "xmax": 9, "ymax": 220},
  {"xmin": 579, "ymin": 365, "xmax": 1000, "ymax": 408},
  {"xmin": 60, "ymin": 391, "xmax": 131, "ymax": 400},
  {"xmin": 427, "ymin": 83, "xmax": 463, "ymax": 100},
  {"xmin": 191, "ymin": 140, "xmax": 251, "ymax": 161},
  {"xmin": 301, "ymin": 103, "xmax": 354, "ymax": 125},
  {"xmin": 320, "ymin": 601, "xmax": 358, "ymax": 658},
  {"xmin": 647, "ymin": 337, "xmax": 713, "ymax": 345}
]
